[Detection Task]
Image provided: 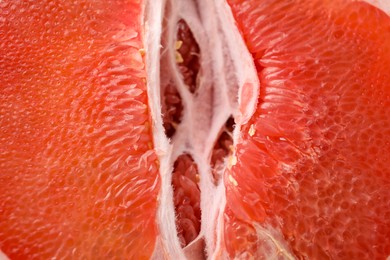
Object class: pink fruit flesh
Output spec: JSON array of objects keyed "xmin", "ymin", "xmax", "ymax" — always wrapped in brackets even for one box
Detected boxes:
[
  {"xmin": 172, "ymin": 154, "xmax": 201, "ymax": 247},
  {"xmin": 176, "ymin": 19, "xmax": 201, "ymax": 94},
  {"xmin": 210, "ymin": 116, "xmax": 235, "ymax": 184}
]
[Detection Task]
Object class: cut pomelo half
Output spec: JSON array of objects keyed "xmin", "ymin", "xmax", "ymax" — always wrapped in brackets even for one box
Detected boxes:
[{"xmin": 0, "ymin": 0, "xmax": 389, "ymax": 259}]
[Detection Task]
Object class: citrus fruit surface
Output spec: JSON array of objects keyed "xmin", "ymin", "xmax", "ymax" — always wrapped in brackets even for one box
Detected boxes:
[
  {"xmin": 0, "ymin": 1, "xmax": 159, "ymax": 259},
  {"xmin": 224, "ymin": 0, "xmax": 390, "ymax": 258}
]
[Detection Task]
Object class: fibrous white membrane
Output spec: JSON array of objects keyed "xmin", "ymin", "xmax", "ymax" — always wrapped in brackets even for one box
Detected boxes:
[{"xmin": 145, "ymin": 0, "xmax": 258, "ymax": 258}]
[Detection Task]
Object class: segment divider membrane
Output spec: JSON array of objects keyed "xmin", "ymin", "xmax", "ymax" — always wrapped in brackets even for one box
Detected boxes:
[{"xmin": 145, "ymin": 0, "xmax": 259, "ymax": 257}]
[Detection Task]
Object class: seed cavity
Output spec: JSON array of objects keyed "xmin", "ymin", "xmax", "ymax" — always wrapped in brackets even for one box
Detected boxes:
[
  {"xmin": 210, "ymin": 116, "xmax": 235, "ymax": 184},
  {"xmin": 162, "ymin": 83, "xmax": 183, "ymax": 138},
  {"xmin": 172, "ymin": 154, "xmax": 201, "ymax": 247},
  {"xmin": 159, "ymin": 7, "xmax": 185, "ymax": 139},
  {"xmin": 176, "ymin": 19, "xmax": 201, "ymax": 94}
]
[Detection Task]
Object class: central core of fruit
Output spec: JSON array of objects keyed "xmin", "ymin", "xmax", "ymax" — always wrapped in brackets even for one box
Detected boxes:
[{"xmin": 145, "ymin": 0, "xmax": 259, "ymax": 258}]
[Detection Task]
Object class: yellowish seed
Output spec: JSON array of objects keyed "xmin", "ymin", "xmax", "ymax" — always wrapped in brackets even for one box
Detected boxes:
[
  {"xmin": 175, "ymin": 51, "xmax": 184, "ymax": 63},
  {"xmin": 175, "ymin": 40, "xmax": 183, "ymax": 50},
  {"xmin": 228, "ymin": 174, "xmax": 238, "ymax": 187},
  {"xmin": 249, "ymin": 124, "xmax": 256, "ymax": 136},
  {"xmin": 227, "ymin": 154, "xmax": 237, "ymax": 169}
]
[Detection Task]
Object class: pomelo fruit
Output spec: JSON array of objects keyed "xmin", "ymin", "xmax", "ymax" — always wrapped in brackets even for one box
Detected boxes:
[{"xmin": 0, "ymin": 0, "xmax": 389, "ymax": 259}]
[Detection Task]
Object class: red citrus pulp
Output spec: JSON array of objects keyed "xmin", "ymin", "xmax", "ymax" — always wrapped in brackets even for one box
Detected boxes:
[{"xmin": 0, "ymin": 0, "xmax": 389, "ymax": 259}]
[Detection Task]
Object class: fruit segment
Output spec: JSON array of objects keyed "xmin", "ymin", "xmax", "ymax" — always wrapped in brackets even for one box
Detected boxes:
[
  {"xmin": 162, "ymin": 82, "xmax": 184, "ymax": 138},
  {"xmin": 176, "ymin": 19, "xmax": 201, "ymax": 94},
  {"xmin": 224, "ymin": 0, "xmax": 390, "ymax": 258},
  {"xmin": 210, "ymin": 116, "xmax": 235, "ymax": 184},
  {"xmin": 0, "ymin": 0, "xmax": 160, "ymax": 259},
  {"xmin": 172, "ymin": 154, "xmax": 201, "ymax": 247}
]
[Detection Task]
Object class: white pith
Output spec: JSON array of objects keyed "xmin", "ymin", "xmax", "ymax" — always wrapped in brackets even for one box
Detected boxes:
[
  {"xmin": 362, "ymin": 0, "xmax": 390, "ymax": 14},
  {"xmin": 145, "ymin": 0, "xmax": 259, "ymax": 258}
]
